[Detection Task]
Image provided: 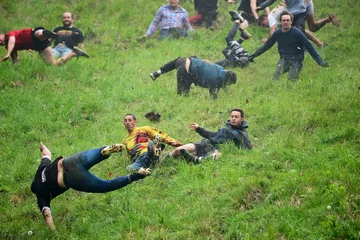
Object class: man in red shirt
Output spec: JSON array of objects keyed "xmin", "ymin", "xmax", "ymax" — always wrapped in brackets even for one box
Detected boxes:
[{"xmin": 0, "ymin": 27, "xmax": 75, "ymax": 65}]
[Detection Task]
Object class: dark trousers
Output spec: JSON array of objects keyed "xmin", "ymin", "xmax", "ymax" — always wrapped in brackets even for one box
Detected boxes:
[
  {"xmin": 160, "ymin": 57, "xmax": 193, "ymax": 95},
  {"xmin": 273, "ymin": 58, "xmax": 303, "ymax": 81},
  {"xmin": 215, "ymin": 23, "xmax": 239, "ymax": 68}
]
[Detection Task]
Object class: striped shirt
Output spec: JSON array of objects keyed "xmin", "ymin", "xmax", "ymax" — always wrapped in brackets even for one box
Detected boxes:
[{"xmin": 146, "ymin": 4, "xmax": 192, "ymax": 36}]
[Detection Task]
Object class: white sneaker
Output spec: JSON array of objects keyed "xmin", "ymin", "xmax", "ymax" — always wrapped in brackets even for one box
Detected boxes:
[
  {"xmin": 138, "ymin": 167, "xmax": 152, "ymax": 176},
  {"xmin": 101, "ymin": 144, "xmax": 125, "ymax": 155}
]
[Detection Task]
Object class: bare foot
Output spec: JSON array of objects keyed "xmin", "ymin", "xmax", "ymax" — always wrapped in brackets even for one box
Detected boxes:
[{"xmin": 40, "ymin": 141, "xmax": 52, "ymax": 159}]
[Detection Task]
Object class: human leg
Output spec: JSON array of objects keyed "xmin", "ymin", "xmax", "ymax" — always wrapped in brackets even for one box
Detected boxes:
[
  {"xmin": 214, "ymin": 58, "xmax": 231, "ymax": 68},
  {"xmin": 126, "ymin": 153, "xmax": 148, "ymax": 172},
  {"xmin": 305, "ymin": 29, "xmax": 324, "ymax": 48},
  {"xmin": 176, "ymin": 58, "xmax": 193, "ymax": 95},
  {"xmin": 203, "ymin": 10, "xmax": 218, "ymax": 28},
  {"xmin": 150, "ymin": 57, "xmax": 183, "ymax": 80},
  {"xmin": 63, "ymin": 146, "xmax": 147, "ymax": 193},
  {"xmin": 292, "ymin": 13, "xmax": 306, "ymax": 33},
  {"xmin": 272, "ymin": 58, "xmax": 288, "ymax": 80},
  {"xmin": 306, "ymin": 13, "xmax": 339, "ymax": 32},
  {"xmin": 287, "ymin": 60, "xmax": 303, "ymax": 81},
  {"xmin": 171, "ymin": 143, "xmax": 197, "ymax": 158},
  {"xmin": 189, "ymin": 13, "xmax": 203, "ymax": 25},
  {"xmin": 225, "ymin": 22, "xmax": 240, "ymax": 44}
]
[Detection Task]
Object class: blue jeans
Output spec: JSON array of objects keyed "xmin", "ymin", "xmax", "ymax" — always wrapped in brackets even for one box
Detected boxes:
[
  {"xmin": 53, "ymin": 45, "xmax": 73, "ymax": 58},
  {"xmin": 63, "ymin": 147, "xmax": 131, "ymax": 193},
  {"xmin": 126, "ymin": 152, "xmax": 149, "ymax": 172},
  {"xmin": 159, "ymin": 28, "xmax": 188, "ymax": 40}
]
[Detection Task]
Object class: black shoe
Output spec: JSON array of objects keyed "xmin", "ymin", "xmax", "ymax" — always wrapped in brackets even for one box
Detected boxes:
[
  {"xmin": 229, "ymin": 10, "xmax": 244, "ymax": 23},
  {"xmin": 73, "ymin": 46, "xmax": 90, "ymax": 58},
  {"xmin": 43, "ymin": 30, "xmax": 58, "ymax": 39},
  {"xmin": 180, "ymin": 149, "xmax": 203, "ymax": 164},
  {"xmin": 239, "ymin": 27, "xmax": 252, "ymax": 40},
  {"xmin": 150, "ymin": 72, "xmax": 160, "ymax": 81}
]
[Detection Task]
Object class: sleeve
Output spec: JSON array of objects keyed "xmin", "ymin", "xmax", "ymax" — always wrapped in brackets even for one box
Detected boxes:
[
  {"xmin": 148, "ymin": 127, "xmax": 182, "ymax": 147},
  {"xmin": 76, "ymin": 29, "xmax": 85, "ymax": 44},
  {"xmin": 298, "ymin": 31, "xmax": 326, "ymax": 65},
  {"xmin": 258, "ymin": 0, "xmax": 276, "ymax": 10},
  {"xmin": 183, "ymin": 12, "xmax": 193, "ymax": 31},
  {"xmin": 253, "ymin": 31, "xmax": 278, "ymax": 57},
  {"xmin": 36, "ymin": 194, "xmax": 51, "ymax": 212},
  {"xmin": 196, "ymin": 127, "xmax": 219, "ymax": 139},
  {"xmin": 146, "ymin": 8, "xmax": 163, "ymax": 36}
]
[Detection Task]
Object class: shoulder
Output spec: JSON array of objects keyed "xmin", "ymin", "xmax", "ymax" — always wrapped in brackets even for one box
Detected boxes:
[
  {"xmin": 72, "ymin": 27, "xmax": 83, "ymax": 32},
  {"xmin": 53, "ymin": 26, "xmax": 62, "ymax": 31}
]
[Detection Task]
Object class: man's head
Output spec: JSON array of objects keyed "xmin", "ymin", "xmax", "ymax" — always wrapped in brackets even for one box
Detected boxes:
[
  {"xmin": 124, "ymin": 114, "xmax": 137, "ymax": 132},
  {"xmin": 168, "ymin": 0, "xmax": 180, "ymax": 9},
  {"xmin": 258, "ymin": 14, "xmax": 269, "ymax": 28},
  {"xmin": 229, "ymin": 108, "xmax": 244, "ymax": 127},
  {"xmin": 0, "ymin": 33, "xmax": 5, "ymax": 45},
  {"xmin": 279, "ymin": 11, "xmax": 293, "ymax": 31},
  {"xmin": 62, "ymin": 12, "xmax": 73, "ymax": 28},
  {"xmin": 224, "ymin": 71, "xmax": 237, "ymax": 86}
]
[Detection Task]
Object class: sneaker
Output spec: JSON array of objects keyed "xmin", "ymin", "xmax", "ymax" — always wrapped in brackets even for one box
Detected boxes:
[
  {"xmin": 101, "ymin": 144, "xmax": 125, "ymax": 156},
  {"xmin": 229, "ymin": 10, "xmax": 244, "ymax": 23},
  {"xmin": 73, "ymin": 46, "xmax": 90, "ymax": 58},
  {"xmin": 138, "ymin": 167, "xmax": 152, "ymax": 176},
  {"xmin": 43, "ymin": 30, "xmax": 58, "ymax": 39},
  {"xmin": 150, "ymin": 72, "xmax": 160, "ymax": 81},
  {"xmin": 147, "ymin": 135, "xmax": 164, "ymax": 167},
  {"xmin": 239, "ymin": 27, "xmax": 252, "ymax": 40},
  {"xmin": 152, "ymin": 134, "xmax": 164, "ymax": 157},
  {"xmin": 180, "ymin": 149, "xmax": 203, "ymax": 164},
  {"xmin": 329, "ymin": 13, "xmax": 340, "ymax": 27}
]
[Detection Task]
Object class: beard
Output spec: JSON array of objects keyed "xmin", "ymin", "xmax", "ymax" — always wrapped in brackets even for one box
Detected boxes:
[{"xmin": 63, "ymin": 21, "xmax": 72, "ymax": 27}]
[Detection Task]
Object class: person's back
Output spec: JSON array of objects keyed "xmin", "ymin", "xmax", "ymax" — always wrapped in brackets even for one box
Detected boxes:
[
  {"xmin": 190, "ymin": 57, "xmax": 227, "ymax": 88},
  {"xmin": 5, "ymin": 28, "xmax": 33, "ymax": 50}
]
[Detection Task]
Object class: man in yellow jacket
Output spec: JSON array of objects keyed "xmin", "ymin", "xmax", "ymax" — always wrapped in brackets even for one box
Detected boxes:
[{"xmin": 122, "ymin": 113, "xmax": 182, "ymax": 171}]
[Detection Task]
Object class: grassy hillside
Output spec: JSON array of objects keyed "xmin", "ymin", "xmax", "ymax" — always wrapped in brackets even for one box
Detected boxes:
[{"xmin": 0, "ymin": 0, "xmax": 359, "ymax": 239}]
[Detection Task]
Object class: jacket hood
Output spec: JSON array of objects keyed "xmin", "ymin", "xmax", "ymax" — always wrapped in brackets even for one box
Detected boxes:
[{"xmin": 226, "ymin": 119, "xmax": 248, "ymax": 130}]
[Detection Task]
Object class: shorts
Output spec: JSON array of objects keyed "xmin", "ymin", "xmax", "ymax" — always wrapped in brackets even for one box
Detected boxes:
[
  {"xmin": 193, "ymin": 138, "xmax": 216, "ymax": 157},
  {"xmin": 31, "ymin": 27, "xmax": 51, "ymax": 51}
]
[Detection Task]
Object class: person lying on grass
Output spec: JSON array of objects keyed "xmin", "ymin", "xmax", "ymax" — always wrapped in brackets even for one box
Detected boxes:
[{"xmin": 165, "ymin": 108, "xmax": 252, "ymax": 164}]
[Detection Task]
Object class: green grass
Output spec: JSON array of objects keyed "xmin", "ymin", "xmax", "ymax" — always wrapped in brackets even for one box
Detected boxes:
[{"xmin": 1, "ymin": 0, "xmax": 359, "ymax": 239}]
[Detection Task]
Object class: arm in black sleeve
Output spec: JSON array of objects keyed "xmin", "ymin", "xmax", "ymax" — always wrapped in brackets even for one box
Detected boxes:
[
  {"xmin": 299, "ymin": 31, "xmax": 328, "ymax": 66},
  {"xmin": 258, "ymin": 0, "xmax": 276, "ymax": 10},
  {"xmin": 252, "ymin": 32, "xmax": 277, "ymax": 58},
  {"xmin": 196, "ymin": 127, "xmax": 218, "ymax": 139}
]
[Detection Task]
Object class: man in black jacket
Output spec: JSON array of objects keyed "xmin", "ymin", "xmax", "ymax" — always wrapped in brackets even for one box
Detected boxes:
[{"xmin": 166, "ymin": 108, "xmax": 252, "ymax": 164}]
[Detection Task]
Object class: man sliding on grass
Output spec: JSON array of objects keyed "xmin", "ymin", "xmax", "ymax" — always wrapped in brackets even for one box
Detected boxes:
[
  {"xmin": 165, "ymin": 108, "xmax": 252, "ymax": 164},
  {"xmin": 0, "ymin": 27, "xmax": 87, "ymax": 65},
  {"xmin": 31, "ymin": 142, "xmax": 151, "ymax": 231}
]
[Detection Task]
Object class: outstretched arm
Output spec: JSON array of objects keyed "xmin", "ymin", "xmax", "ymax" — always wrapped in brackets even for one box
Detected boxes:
[
  {"xmin": 43, "ymin": 207, "xmax": 56, "ymax": 231},
  {"xmin": 1, "ymin": 36, "xmax": 15, "ymax": 62},
  {"xmin": 193, "ymin": 123, "xmax": 218, "ymax": 139}
]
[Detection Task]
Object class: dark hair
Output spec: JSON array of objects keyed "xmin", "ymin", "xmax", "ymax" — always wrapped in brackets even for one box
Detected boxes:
[
  {"xmin": 225, "ymin": 71, "xmax": 237, "ymax": 84},
  {"xmin": 230, "ymin": 108, "xmax": 244, "ymax": 118},
  {"xmin": 124, "ymin": 113, "xmax": 136, "ymax": 120},
  {"xmin": 258, "ymin": 14, "xmax": 268, "ymax": 26},
  {"xmin": 279, "ymin": 10, "xmax": 293, "ymax": 22}
]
